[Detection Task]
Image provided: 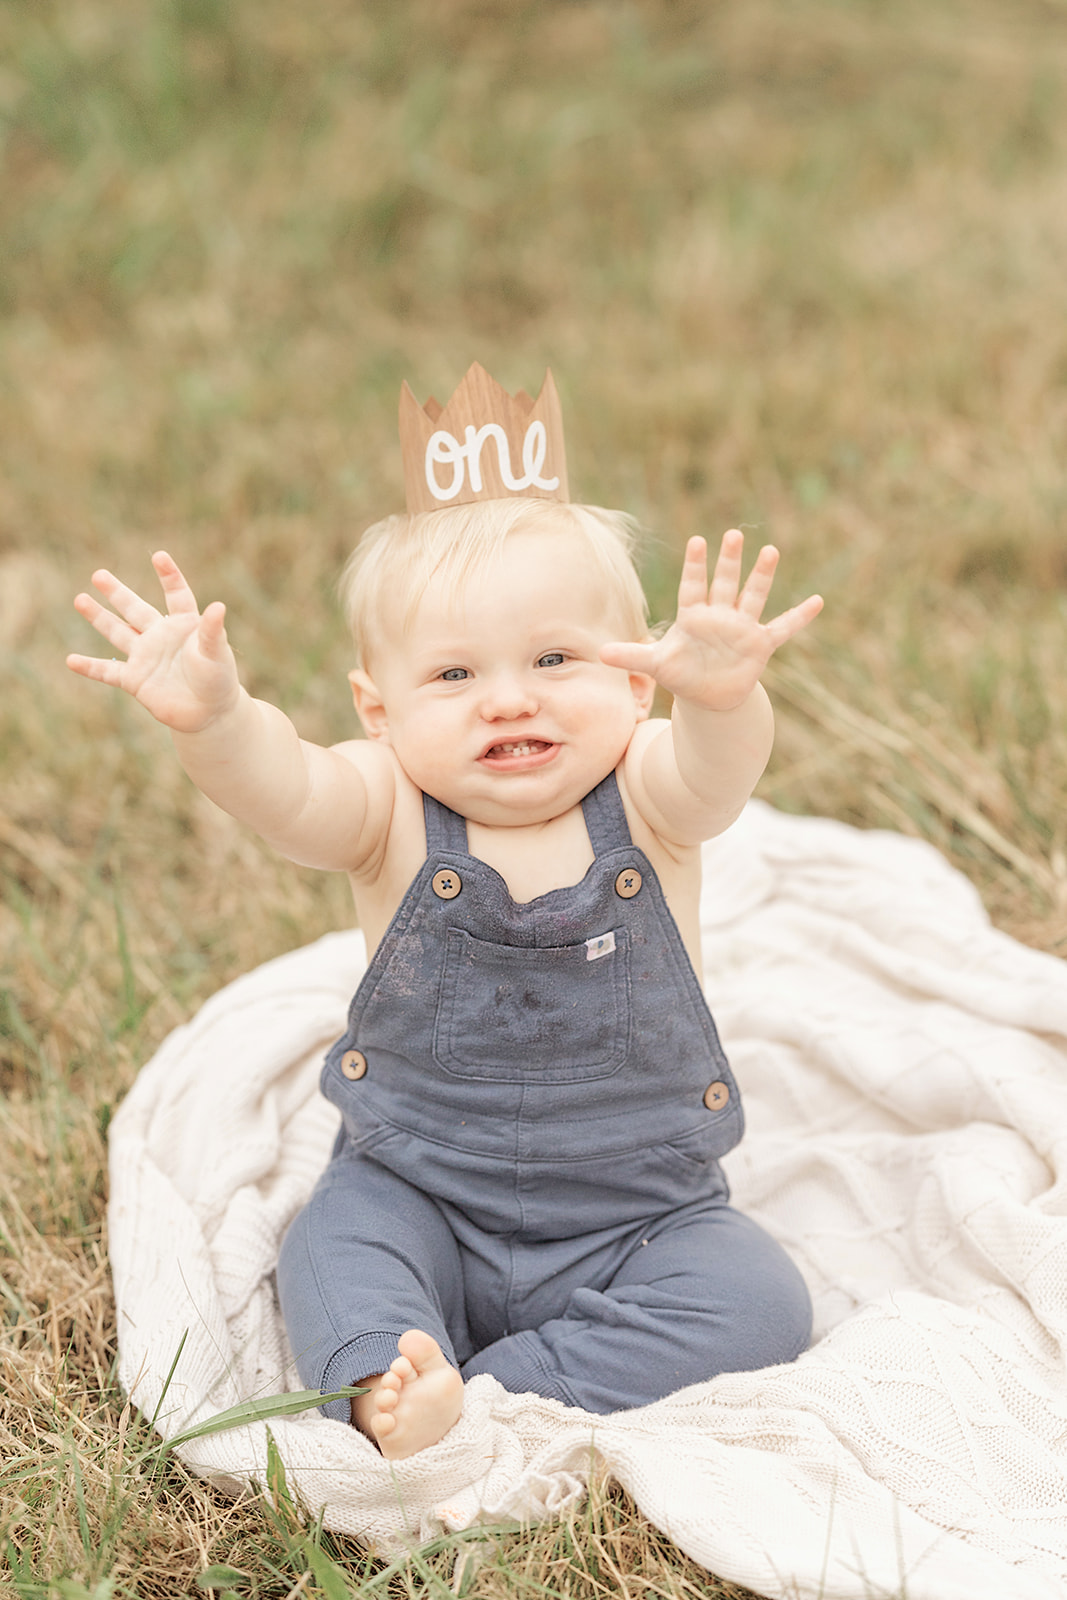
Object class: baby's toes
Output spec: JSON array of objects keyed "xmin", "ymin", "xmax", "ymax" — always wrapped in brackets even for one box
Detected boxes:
[
  {"xmin": 388, "ymin": 1354, "xmax": 417, "ymax": 1384},
  {"xmin": 375, "ymin": 1382, "xmax": 400, "ymax": 1414},
  {"xmin": 370, "ymin": 1409, "xmax": 397, "ymax": 1441}
]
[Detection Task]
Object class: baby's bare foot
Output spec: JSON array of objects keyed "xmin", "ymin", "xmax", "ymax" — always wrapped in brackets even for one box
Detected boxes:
[{"xmin": 363, "ymin": 1330, "xmax": 463, "ymax": 1460}]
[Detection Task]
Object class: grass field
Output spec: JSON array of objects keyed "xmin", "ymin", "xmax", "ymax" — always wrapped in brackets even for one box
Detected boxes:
[{"xmin": 2, "ymin": 0, "xmax": 1066, "ymax": 1595}]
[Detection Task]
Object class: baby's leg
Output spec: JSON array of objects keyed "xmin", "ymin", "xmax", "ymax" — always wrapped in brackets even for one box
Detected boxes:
[
  {"xmin": 461, "ymin": 1201, "xmax": 812, "ymax": 1413},
  {"xmin": 277, "ymin": 1147, "xmax": 471, "ymax": 1456}
]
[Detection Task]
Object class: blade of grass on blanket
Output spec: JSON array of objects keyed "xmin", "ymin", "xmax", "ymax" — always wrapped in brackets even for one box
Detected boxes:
[{"xmin": 147, "ymin": 1388, "xmax": 367, "ymax": 1457}]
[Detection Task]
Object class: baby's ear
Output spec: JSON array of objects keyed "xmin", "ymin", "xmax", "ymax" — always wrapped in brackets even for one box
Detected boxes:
[
  {"xmin": 629, "ymin": 669, "xmax": 656, "ymax": 721},
  {"xmin": 348, "ymin": 669, "xmax": 390, "ymax": 742},
  {"xmin": 628, "ymin": 641, "xmax": 657, "ymax": 721}
]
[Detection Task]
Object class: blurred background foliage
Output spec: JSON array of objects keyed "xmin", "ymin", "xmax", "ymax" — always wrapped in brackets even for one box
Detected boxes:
[{"xmin": 2, "ymin": 1, "xmax": 1067, "ymax": 1591}]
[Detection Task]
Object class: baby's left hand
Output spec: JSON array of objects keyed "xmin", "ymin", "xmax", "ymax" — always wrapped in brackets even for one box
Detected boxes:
[{"xmin": 601, "ymin": 530, "xmax": 823, "ymax": 712}]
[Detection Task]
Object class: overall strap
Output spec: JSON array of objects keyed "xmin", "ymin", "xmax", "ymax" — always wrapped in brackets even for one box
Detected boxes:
[
  {"xmin": 423, "ymin": 791, "xmax": 468, "ymax": 853},
  {"xmin": 581, "ymin": 771, "xmax": 633, "ymax": 855}
]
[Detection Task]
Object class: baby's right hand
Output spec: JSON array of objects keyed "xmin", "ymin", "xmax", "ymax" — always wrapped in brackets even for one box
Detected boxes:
[{"xmin": 67, "ymin": 551, "xmax": 241, "ymax": 734}]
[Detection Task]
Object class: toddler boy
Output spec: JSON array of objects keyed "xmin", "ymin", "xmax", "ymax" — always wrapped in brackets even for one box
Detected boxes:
[{"xmin": 69, "ymin": 366, "xmax": 822, "ymax": 1458}]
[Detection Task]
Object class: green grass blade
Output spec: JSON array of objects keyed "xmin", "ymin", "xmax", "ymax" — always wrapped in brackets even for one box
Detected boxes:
[
  {"xmin": 141, "ymin": 1386, "xmax": 366, "ymax": 1458},
  {"xmin": 302, "ymin": 1537, "xmax": 355, "ymax": 1600},
  {"xmin": 195, "ymin": 1566, "xmax": 249, "ymax": 1590},
  {"xmin": 148, "ymin": 1328, "xmax": 189, "ymax": 1431}
]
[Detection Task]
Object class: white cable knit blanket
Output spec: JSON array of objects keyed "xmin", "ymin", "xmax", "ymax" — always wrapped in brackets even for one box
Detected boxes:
[{"xmin": 107, "ymin": 802, "xmax": 1067, "ymax": 1600}]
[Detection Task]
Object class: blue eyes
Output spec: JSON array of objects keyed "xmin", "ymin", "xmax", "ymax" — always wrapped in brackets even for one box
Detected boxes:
[{"xmin": 438, "ymin": 654, "xmax": 566, "ymax": 681}]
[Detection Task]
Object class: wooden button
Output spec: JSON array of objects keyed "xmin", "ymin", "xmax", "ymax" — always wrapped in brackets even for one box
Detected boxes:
[
  {"xmin": 432, "ymin": 868, "xmax": 462, "ymax": 899},
  {"xmin": 703, "ymin": 1080, "xmax": 730, "ymax": 1111},
  {"xmin": 614, "ymin": 867, "xmax": 642, "ymax": 899},
  {"xmin": 341, "ymin": 1049, "xmax": 367, "ymax": 1080}
]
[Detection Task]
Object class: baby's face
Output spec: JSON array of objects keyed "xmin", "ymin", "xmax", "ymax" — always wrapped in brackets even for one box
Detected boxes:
[{"xmin": 358, "ymin": 526, "xmax": 653, "ymax": 827}]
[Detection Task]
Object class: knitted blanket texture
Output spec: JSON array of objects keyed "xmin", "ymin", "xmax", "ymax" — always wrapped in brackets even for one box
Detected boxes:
[{"xmin": 107, "ymin": 802, "xmax": 1067, "ymax": 1600}]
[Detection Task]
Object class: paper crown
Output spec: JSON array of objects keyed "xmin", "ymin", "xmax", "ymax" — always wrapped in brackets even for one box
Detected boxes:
[{"xmin": 399, "ymin": 362, "xmax": 570, "ymax": 514}]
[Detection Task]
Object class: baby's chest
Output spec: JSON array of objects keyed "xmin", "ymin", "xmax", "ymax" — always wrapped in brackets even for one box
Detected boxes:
[
  {"xmin": 465, "ymin": 812, "xmax": 594, "ymax": 905},
  {"xmin": 348, "ymin": 828, "xmax": 591, "ymax": 965}
]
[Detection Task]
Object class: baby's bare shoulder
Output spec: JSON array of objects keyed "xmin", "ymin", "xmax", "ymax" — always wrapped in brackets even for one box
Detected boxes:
[
  {"xmin": 329, "ymin": 735, "xmax": 395, "ymax": 777},
  {"xmin": 330, "ymin": 739, "xmax": 426, "ymax": 889},
  {"xmin": 616, "ymin": 726, "xmax": 703, "ymax": 867}
]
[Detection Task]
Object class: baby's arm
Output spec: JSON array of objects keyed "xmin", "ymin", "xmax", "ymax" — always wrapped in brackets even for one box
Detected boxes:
[
  {"xmin": 602, "ymin": 531, "xmax": 822, "ymax": 843},
  {"xmin": 67, "ymin": 552, "xmax": 390, "ymax": 872}
]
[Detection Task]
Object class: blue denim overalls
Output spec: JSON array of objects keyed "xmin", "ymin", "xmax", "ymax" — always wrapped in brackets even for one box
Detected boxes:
[{"xmin": 277, "ymin": 774, "xmax": 811, "ymax": 1419}]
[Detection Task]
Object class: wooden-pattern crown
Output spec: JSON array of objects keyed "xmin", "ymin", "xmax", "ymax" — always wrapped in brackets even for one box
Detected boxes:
[{"xmin": 399, "ymin": 362, "xmax": 570, "ymax": 514}]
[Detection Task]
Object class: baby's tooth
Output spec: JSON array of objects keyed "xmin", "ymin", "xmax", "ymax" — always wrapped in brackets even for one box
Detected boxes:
[{"xmin": 489, "ymin": 740, "xmax": 542, "ymax": 756}]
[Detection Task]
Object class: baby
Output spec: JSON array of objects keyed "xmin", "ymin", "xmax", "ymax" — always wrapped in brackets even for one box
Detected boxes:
[{"xmin": 68, "ymin": 367, "xmax": 822, "ymax": 1459}]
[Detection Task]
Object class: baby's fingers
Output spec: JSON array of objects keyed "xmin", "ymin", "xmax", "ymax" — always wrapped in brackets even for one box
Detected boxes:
[
  {"xmin": 600, "ymin": 640, "xmax": 657, "ymax": 673},
  {"xmin": 736, "ymin": 544, "xmax": 781, "ymax": 621},
  {"xmin": 676, "ymin": 536, "xmax": 710, "ymax": 611},
  {"xmin": 73, "ymin": 589, "xmax": 138, "ymax": 656},
  {"xmin": 65, "ymin": 650, "xmax": 126, "ymax": 689},
  {"xmin": 197, "ymin": 600, "xmax": 230, "ymax": 657},
  {"xmin": 89, "ymin": 568, "xmax": 163, "ymax": 633},
  {"xmin": 707, "ymin": 530, "xmax": 745, "ymax": 609},
  {"xmin": 152, "ymin": 550, "xmax": 201, "ymax": 616},
  {"xmin": 763, "ymin": 592, "xmax": 824, "ymax": 648}
]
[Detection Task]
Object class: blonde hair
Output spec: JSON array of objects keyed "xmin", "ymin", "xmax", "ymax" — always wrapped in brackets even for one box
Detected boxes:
[{"xmin": 340, "ymin": 498, "xmax": 649, "ymax": 669}]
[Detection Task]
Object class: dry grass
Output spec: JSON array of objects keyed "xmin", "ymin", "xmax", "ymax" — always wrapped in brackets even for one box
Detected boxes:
[{"xmin": 2, "ymin": 0, "xmax": 1066, "ymax": 1594}]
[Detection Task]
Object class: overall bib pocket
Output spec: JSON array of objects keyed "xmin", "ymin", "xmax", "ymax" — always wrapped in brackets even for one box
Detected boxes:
[{"xmin": 433, "ymin": 925, "xmax": 631, "ymax": 1082}]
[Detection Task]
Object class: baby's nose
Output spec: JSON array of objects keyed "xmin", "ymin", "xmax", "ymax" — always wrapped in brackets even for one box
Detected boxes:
[{"xmin": 480, "ymin": 673, "xmax": 538, "ymax": 719}]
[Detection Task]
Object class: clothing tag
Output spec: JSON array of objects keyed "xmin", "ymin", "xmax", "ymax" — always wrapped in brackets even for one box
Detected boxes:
[{"xmin": 585, "ymin": 931, "xmax": 616, "ymax": 961}]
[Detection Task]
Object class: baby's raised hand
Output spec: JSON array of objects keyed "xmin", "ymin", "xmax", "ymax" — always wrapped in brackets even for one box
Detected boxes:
[
  {"xmin": 601, "ymin": 531, "xmax": 822, "ymax": 712},
  {"xmin": 67, "ymin": 552, "xmax": 241, "ymax": 733}
]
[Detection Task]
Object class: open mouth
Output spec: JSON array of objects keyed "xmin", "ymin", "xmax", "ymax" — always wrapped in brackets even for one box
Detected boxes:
[{"xmin": 480, "ymin": 738, "xmax": 557, "ymax": 765}]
